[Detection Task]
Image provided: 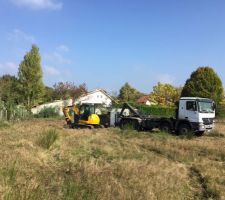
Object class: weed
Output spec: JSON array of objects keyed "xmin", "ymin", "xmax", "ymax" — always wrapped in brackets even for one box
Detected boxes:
[
  {"xmin": 0, "ymin": 121, "xmax": 10, "ymax": 129},
  {"xmin": 37, "ymin": 129, "xmax": 58, "ymax": 149},
  {"xmin": 112, "ymin": 127, "xmax": 145, "ymax": 139},
  {"xmin": 1, "ymin": 162, "xmax": 17, "ymax": 186},
  {"xmin": 207, "ymin": 130, "xmax": 224, "ymax": 138},
  {"xmin": 62, "ymin": 175, "xmax": 97, "ymax": 200}
]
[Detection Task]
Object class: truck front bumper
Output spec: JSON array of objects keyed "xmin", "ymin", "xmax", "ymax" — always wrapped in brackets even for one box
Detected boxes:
[{"xmin": 199, "ymin": 123, "xmax": 214, "ymax": 132}]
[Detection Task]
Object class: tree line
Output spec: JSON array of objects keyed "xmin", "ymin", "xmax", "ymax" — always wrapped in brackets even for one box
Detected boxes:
[
  {"xmin": 0, "ymin": 44, "xmax": 224, "ymax": 115},
  {"xmin": 0, "ymin": 45, "xmax": 88, "ymax": 114},
  {"xmin": 118, "ymin": 66, "xmax": 224, "ymax": 107}
]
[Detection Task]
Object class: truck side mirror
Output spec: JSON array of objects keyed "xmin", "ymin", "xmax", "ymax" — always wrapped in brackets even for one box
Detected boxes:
[{"xmin": 213, "ymin": 102, "xmax": 216, "ymax": 110}]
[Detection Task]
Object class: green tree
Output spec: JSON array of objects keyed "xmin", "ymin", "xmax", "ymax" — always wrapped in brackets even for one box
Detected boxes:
[
  {"xmin": 42, "ymin": 86, "xmax": 54, "ymax": 103},
  {"xmin": 150, "ymin": 82, "xmax": 181, "ymax": 106},
  {"xmin": 118, "ymin": 82, "xmax": 142, "ymax": 103},
  {"xmin": 0, "ymin": 75, "xmax": 21, "ymax": 119},
  {"xmin": 181, "ymin": 67, "xmax": 224, "ymax": 105},
  {"xmin": 18, "ymin": 45, "xmax": 45, "ymax": 109}
]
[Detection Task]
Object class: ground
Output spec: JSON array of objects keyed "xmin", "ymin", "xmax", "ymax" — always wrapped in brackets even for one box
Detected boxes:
[{"xmin": 0, "ymin": 119, "xmax": 225, "ymax": 200}]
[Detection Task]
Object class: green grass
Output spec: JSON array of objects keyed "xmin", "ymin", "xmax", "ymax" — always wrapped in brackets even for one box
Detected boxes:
[
  {"xmin": 37, "ymin": 129, "xmax": 58, "ymax": 149},
  {"xmin": 0, "ymin": 121, "xmax": 10, "ymax": 129}
]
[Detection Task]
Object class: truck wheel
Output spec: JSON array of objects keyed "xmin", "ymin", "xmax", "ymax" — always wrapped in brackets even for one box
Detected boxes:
[
  {"xmin": 160, "ymin": 123, "xmax": 171, "ymax": 133},
  {"xmin": 178, "ymin": 124, "xmax": 191, "ymax": 135}
]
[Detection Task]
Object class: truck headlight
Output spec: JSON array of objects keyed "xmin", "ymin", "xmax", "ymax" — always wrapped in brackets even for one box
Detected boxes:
[{"xmin": 199, "ymin": 123, "xmax": 205, "ymax": 129}]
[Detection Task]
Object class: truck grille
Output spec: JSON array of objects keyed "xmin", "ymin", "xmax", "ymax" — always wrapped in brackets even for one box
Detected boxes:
[{"xmin": 202, "ymin": 118, "xmax": 214, "ymax": 125}]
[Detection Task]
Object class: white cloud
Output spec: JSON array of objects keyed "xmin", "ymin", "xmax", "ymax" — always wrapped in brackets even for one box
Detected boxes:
[
  {"xmin": 156, "ymin": 74, "xmax": 175, "ymax": 84},
  {"xmin": 8, "ymin": 29, "xmax": 36, "ymax": 43},
  {"xmin": 57, "ymin": 45, "xmax": 69, "ymax": 52},
  {"xmin": 0, "ymin": 62, "xmax": 18, "ymax": 75},
  {"xmin": 11, "ymin": 0, "xmax": 62, "ymax": 10},
  {"xmin": 44, "ymin": 65, "xmax": 60, "ymax": 76},
  {"xmin": 44, "ymin": 52, "xmax": 71, "ymax": 65}
]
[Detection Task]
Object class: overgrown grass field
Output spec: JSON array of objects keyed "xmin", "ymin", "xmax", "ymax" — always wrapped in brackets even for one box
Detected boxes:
[{"xmin": 0, "ymin": 119, "xmax": 224, "ymax": 200}]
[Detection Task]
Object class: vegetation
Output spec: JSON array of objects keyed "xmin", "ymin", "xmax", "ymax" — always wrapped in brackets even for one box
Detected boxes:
[
  {"xmin": 0, "ymin": 119, "xmax": 224, "ymax": 199},
  {"xmin": 37, "ymin": 129, "xmax": 58, "ymax": 149},
  {"xmin": 150, "ymin": 82, "xmax": 181, "ymax": 106},
  {"xmin": 217, "ymin": 103, "xmax": 225, "ymax": 119},
  {"xmin": 34, "ymin": 106, "xmax": 60, "ymax": 118},
  {"xmin": 182, "ymin": 67, "xmax": 224, "ymax": 105},
  {"xmin": 52, "ymin": 82, "xmax": 87, "ymax": 100},
  {"xmin": 18, "ymin": 45, "xmax": 45, "ymax": 110},
  {"xmin": 0, "ymin": 45, "xmax": 89, "ymax": 120},
  {"xmin": 0, "ymin": 75, "xmax": 21, "ymax": 120},
  {"xmin": 118, "ymin": 82, "xmax": 142, "ymax": 103},
  {"xmin": 137, "ymin": 104, "xmax": 175, "ymax": 117}
]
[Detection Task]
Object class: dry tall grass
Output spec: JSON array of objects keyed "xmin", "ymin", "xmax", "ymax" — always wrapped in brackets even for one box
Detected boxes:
[{"xmin": 0, "ymin": 119, "xmax": 224, "ymax": 200}]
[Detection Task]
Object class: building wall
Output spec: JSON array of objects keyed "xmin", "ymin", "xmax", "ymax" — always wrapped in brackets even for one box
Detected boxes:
[{"xmin": 31, "ymin": 99, "xmax": 73, "ymax": 116}]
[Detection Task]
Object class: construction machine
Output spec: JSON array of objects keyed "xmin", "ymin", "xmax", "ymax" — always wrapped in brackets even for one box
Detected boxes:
[{"xmin": 63, "ymin": 103, "xmax": 111, "ymax": 129}]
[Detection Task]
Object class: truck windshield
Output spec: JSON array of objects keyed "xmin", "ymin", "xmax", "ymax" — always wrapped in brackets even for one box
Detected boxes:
[{"xmin": 198, "ymin": 101, "xmax": 214, "ymax": 113}]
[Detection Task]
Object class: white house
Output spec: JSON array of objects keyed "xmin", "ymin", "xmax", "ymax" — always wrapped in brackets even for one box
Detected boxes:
[
  {"xmin": 31, "ymin": 89, "xmax": 113, "ymax": 116},
  {"xmin": 74, "ymin": 89, "xmax": 113, "ymax": 107}
]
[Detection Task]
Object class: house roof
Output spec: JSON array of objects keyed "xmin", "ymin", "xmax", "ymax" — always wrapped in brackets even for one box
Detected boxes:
[
  {"xmin": 137, "ymin": 95, "xmax": 150, "ymax": 103},
  {"xmin": 78, "ymin": 89, "xmax": 113, "ymax": 100}
]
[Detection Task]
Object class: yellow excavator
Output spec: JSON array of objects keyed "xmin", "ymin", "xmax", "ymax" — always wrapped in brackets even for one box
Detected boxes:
[{"xmin": 63, "ymin": 103, "xmax": 105, "ymax": 129}]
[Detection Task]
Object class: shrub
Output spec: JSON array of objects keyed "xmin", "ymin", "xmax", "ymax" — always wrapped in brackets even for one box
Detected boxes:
[
  {"xmin": 35, "ymin": 106, "xmax": 60, "ymax": 118},
  {"xmin": 37, "ymin": 129, "xmax": 58, "ymax": 149}
]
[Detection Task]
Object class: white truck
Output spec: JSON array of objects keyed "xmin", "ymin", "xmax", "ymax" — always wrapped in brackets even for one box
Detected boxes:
[{"xmin": 117, "ymin": 97, "xmax": 216, "ymax": 135}]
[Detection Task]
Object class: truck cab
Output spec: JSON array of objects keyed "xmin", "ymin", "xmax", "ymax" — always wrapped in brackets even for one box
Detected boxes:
[{"xmin": 177, "ymin": 97, "xmax": 215, "ymax": 134}]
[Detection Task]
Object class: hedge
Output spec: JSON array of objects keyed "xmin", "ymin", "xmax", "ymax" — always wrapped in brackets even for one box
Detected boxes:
[{"xmin": 136, "ymin": 105, "xmax": 176, "ymax": 117}]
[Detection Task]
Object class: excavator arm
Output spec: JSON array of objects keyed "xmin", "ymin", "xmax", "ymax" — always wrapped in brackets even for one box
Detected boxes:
[
  {"xmin": 63, "ymin": 105, "xmax": 79, "ymax": 126},
  {"xmin": 119, "ymin": 103, "xmax": 141, "ymax": 118}
]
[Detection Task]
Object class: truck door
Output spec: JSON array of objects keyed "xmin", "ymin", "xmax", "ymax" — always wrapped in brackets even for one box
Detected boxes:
[{"xmin": 184, "ymin": 101, "xmax": 198, "ymax": 122}]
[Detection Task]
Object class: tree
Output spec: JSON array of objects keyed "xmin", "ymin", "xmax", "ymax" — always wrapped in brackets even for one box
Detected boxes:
[
  {"xmin": 0, "ymin": 75, "xmax": 20, "ymax": 104},
  {"xmin": 70, "ymin": 83, "xmax": 88, "ymax": 99},
  {"xmin": 0, "ymin": 75, "xmax": 21, "ymax": 119},
  {"xmin": 42, "ymin": 86, "xmax": 54, "ymax": 103},
  {"xmin": 52, "ymin": 82, "xmax": 87, "ymax": 100},
  {"xmin": 18, "ymin": 45, "xmax": 45, "ymax": 109},
  {"xmin": 181, "ymin": 67, "xmax": 224, "ymax": 105},
  {"xmin": 118, "ymin": 82, "xmax": 142, "ymax": 103},
  {"xmin": 150, "ymin": 82, "xmax": 181, "ymax": 106}
]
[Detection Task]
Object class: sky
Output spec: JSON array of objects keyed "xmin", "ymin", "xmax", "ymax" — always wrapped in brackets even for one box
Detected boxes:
[{"xmin": 0, "ymin": 0, "xmax": 225, "ymax": 94}]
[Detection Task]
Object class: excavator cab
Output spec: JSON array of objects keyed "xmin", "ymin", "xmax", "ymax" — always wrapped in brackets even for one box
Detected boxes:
[
  {"xmin": 63, "ymin": 103, "xmax": 102, "ymax": 129},
  {"xmin": 79, "ymin": 104, "xmax": 95, "ymax": 120}
]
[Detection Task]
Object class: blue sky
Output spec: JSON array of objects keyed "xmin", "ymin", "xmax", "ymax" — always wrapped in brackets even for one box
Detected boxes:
[{"xmin": 0, "ymin": 0, "xmax": 225, "ymax": 93}]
